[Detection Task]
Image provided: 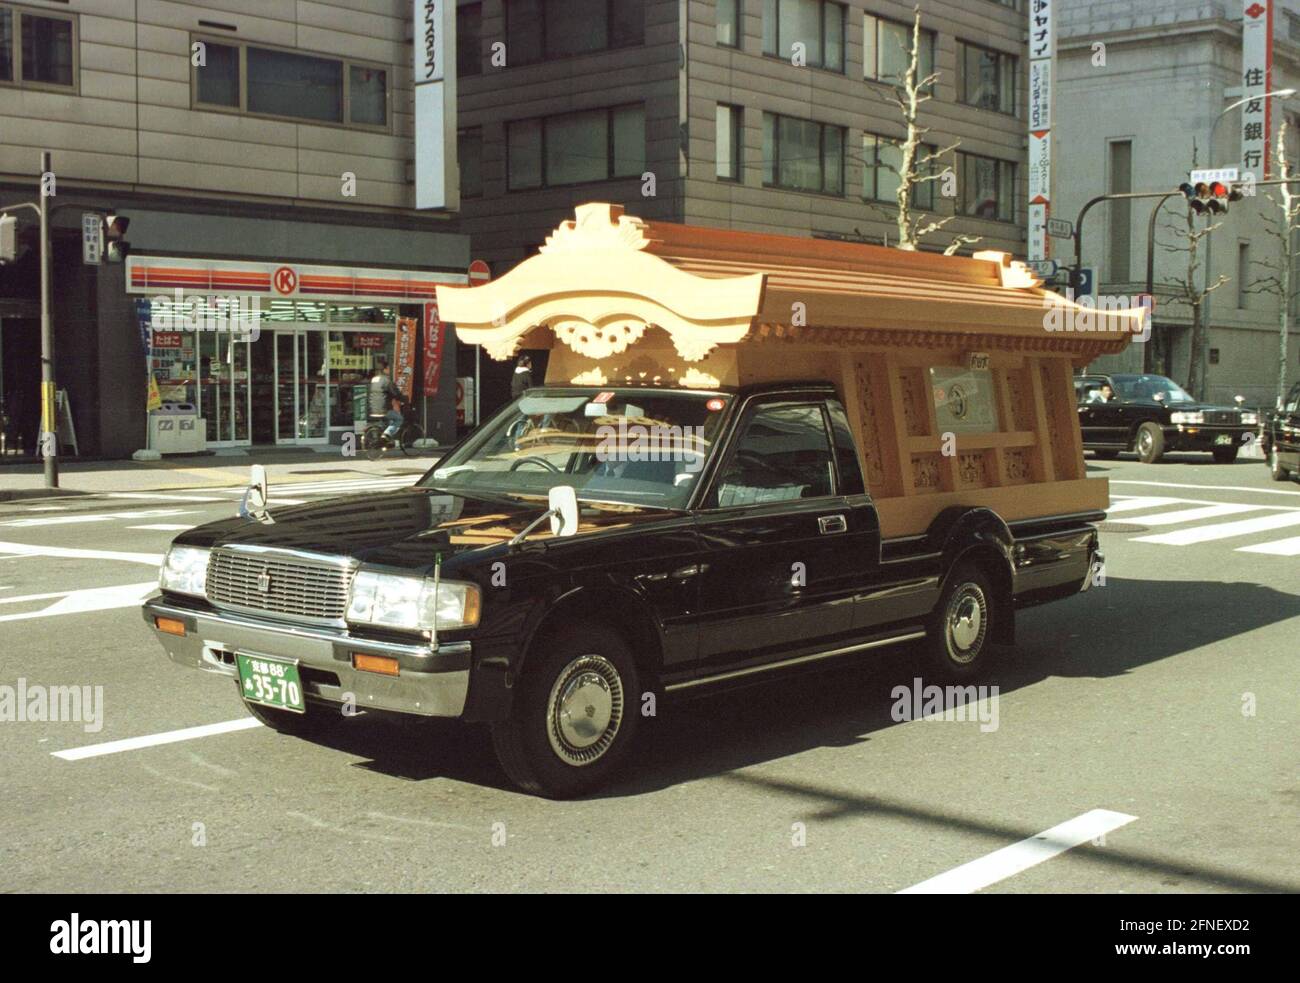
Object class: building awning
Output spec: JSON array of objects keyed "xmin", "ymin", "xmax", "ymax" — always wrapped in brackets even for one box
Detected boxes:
[{"xmin": 436, "ymin": 203, "xmax": 1142, "ymax": 368}]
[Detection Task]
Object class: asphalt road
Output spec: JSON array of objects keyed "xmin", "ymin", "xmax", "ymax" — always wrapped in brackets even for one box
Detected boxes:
[{"xmin": 1, "ymin": 452, "xmax": 1297, "ymax": 893}]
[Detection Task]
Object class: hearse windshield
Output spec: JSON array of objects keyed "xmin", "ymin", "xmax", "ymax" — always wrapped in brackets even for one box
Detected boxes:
[
  {"xmin": 1111, "ymin": 374, "xmax": 1196, "ymax": 404},
  {"xmin": 421, "ymin": 389, "xmax": 731, "ymax": 508}
]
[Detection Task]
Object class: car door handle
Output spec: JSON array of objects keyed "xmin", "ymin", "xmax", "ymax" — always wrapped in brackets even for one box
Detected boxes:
[
  {"xmin": 818, "ymin": 515, "xmax": 847, "ymax": 535},
  {"xmin": 671, "ymin": 564, "xmax": 702, "ymax": 579}
]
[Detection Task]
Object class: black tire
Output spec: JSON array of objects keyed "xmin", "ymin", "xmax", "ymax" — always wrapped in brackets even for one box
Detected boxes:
[
  {"xmin": 239, "ymin": 687, "xmax": 339, "ymax": 737},
  {"xmin": 399, "ymin": 422, "xmax": 424, "ymax": 456},
  {"xmin": 1135, "ymin": 422, "xmax": 1165, "ymax": 464},
  {"xmin": 363, "ymin": 424, "xmax": 386, "ymax": 461},
  {"xmin": 1212, "ymin": 445, "xmax": 1239, "ymax": 464},
  {"xmin": 1091, "ymin": 449, "xmax": 1121, "ymax": 460},
  {"xmin": 491, "ymin": 623, "xmax": 641, "ymax": 798},
  {"xmin": 1271, "ymin": 446, "xmax": 1293, "ymax": 482},
  {"xmin": 921, "ymin": 562, "xmax": 998, "ymax": 682}
]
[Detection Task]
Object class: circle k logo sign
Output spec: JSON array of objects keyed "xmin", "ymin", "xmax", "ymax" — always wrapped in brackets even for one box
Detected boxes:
[{"xmin": 273, "ymin": 266, "xmax": 298, "ymax": 295}]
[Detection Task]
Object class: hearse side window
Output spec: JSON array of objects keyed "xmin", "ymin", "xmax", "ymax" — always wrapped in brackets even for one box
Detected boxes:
[
  {"xmin": 825, "ymin": 399, "xmax": 865, "ymax": 495},
  {"xmin": 713, "ymin": 401, "xmax": 836, "ymax": 507}
]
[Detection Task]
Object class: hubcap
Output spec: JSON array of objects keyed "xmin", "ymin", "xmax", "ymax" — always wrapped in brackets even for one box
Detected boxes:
[
  {"xmin": 946, "ymin": 586, "xmax": 986, "ymax": 664},
  {"xmin": 1138, "ymin": 431, "xmax": 1152, "ymax": 454},
  {"xmin": 546, "ymin": 654, "xmax": 624, "ymax": 767}
]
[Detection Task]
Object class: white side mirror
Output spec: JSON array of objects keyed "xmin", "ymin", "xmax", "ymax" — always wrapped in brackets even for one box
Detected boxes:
[
  {"xmin": 548, "ymin": 485, "xmax": 579, "ymax": 537},
  {"xmin": 239, "ymin": 464, "xmax": 273, "ymax": 523},
  {"xmin": 1234, "ymin": 394, "xmax": 1245, "ymax": 406}
]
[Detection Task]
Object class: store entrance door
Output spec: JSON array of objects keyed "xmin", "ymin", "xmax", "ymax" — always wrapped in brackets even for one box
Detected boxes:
[
  {"xmin": 197, "ymin": 331, "xmax": 251, "ymax": 446},
  {"xmin": 273, "ymin": 328, "xmax": 330, "ymax": 445}
]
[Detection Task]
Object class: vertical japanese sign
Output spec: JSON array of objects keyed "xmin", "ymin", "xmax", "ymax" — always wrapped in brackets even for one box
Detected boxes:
[
  {"xmin": 1028, "ymin": 0, "xmax": 1054, "ymax": 262},
  {"xmin": 423, "ymin": 299, "xmax": 445, "ymax": 397},
  {"xmin": 394, "ymin": 317, "xmax": 417, "ymax": 401},
  {"xmin": 414, "ymin": 0, "xmax": 459, "ymax": 210},
  {"xmin": 1241, "ymin": 0, "xmax": 1274, "ymax": 182}
]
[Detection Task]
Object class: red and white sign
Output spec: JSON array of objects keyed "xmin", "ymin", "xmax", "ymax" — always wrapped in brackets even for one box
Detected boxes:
[
  {"xmin": 273, "ymin": 266, "xmax": 298, "ymax": 295},
  {"xmin": 423, "ymin": 300, "xmax": 445, "ymax": 397},
  {"xmin": 394, "ymin": 317, "xmax": 417, "ymax": 401},
  {"xmin": 1027, "ymin": 0, "xmax": 1054, "ymax": 263},
  {"xmin": 354, "ymin": 333, "xmax": 386, "ymax": 349},
  {"xmin": 1241, "ymin": 0, "xmax": 1274, "ymax": 182},
  {"xmin": 151, "ymin": 331, "xmax": 183, "ymax": 349},
  {"xmin": 468, "ymin": 259, "xmax": 491, "ymax": 286}
]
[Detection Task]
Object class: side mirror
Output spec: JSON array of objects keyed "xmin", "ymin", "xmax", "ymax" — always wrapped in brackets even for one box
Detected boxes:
[
  {"xmin": 1234, "ymin": 395, "xmax": 1245, "ymax": 406},
  {"xmin": 548, "ymin": 485, "xmax": 579, "ymax": 537},
  {"xmin": 239, "ymin": 464, "xmax": 274, "ymax": 523}
]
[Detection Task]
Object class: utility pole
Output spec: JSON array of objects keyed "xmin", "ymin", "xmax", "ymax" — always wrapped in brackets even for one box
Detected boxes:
[{"xmin": 39, "ymin": 150, "xmax": 57, "ymax": 488}]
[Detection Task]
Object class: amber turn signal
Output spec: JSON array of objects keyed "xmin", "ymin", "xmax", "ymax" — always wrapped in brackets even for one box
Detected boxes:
[
  {"xmin": 352, "ymin": 653, "xmax": 400, "ymax": 676},
  {"xmin": 155, "ymin": 616, "xmax": 186, "ymax": 637}
]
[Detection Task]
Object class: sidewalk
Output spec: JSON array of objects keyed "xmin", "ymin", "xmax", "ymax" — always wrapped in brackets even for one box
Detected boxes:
[{"xmin": 0, "ymin": 446, "xmax": 447, "ymax": 502}]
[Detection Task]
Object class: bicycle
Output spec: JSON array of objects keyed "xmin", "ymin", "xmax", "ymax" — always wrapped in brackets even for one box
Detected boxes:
[{"xmin": 363, "ymin": 407, "xmax": 424, "ymax": 460}]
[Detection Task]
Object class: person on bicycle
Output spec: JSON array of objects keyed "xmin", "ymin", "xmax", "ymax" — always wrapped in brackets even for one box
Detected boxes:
[{"xmin": 369, "ymin": 355, "xmax": 404, "ymax": 439}]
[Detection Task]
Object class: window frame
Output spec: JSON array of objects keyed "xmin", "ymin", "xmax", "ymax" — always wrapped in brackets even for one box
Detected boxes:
[
  {"xmin": 762, "ymin": 111, "xmax": 846, "ymax": 197},
  {"xmin": 189, "ymin": 34, "xmax": 392, "ymax": 134},
  {"xmin": 701, "ymin": 395, "xmax": 841, "ymax": 511},
  {"xmin": 458, "ymin": 127, "xmax": 484, "ymax": 199},
  {"xmin": 504, "ymin": 0, "xmax": 646, "ymax": 66},
  {"xmin": 716, "ymin": 103, "xmax": 743, "ymax": 182},
  {"xmin": 862, "ymin": 133, "xmax": 937, "ymax": 211},
  {"xmin": 762, "ymin": 0, "xmax": 847, "ymax": 74},
  {"xmin": 0, "ymin": 2, "xmax": 79, "ymax": 95},
  {"xmin": 957, "ymin": 151, "xmax": 1017, "ymax": 223},
  {"xmin": 958, "ymin": 39, "xmax": 1018, "ymax": 116},
  {"xmin": 506, "ymin": 103, "xmax": 646, "ymax": 191},
  {"xmin": 457, "ymin": 2, "xmax": 483, "ymax": 77},
  {"xmin": 716, "ymin": 0, "xmax": 740, "ymax": 48},
  {"xmin": 863, "ymin": 13, "xmax": 935, "ymax": 92}
]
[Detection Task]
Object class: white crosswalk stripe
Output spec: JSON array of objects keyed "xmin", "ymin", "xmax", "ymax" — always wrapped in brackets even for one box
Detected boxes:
[{"xmin": 1108, "ymin": 494, "xmax": 1300, "ymax": 554}]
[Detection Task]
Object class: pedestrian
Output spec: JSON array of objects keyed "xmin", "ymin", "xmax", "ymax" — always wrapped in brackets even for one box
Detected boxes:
[
  {"xmin": 368, "ymin": 355, "xmax": 404, "ymax": 438},
  {"xmin": 510, "ymin": 355, "xmax": 533, "ymax": 401}
]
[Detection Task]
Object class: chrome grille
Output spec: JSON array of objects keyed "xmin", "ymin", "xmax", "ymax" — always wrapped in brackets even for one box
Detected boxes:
[
  {"xmin": 1203, "ymin": 410, "xmax": 1240, "ymax": 426},
  {"xmin": 206, "ymin": 547, "xmax": 356, "ymax": 623}
]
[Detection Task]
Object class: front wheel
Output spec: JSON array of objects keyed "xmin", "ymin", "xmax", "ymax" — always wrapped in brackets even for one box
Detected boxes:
[
  {"xmin": 1212, "ymin": 445, "xmax": 1239, "ymax": 464},
  {"xmin": 363, "ymin": 424, "xmax": 386, "ymax": 461},
  {"xmin": 921, "ymin": 563, "xmax": 998, "ymax": 682},
  {"xmin": 491, "ymin": 623, "xmax": 641, "ymax": 798},
  {"xmin": 1135, "ymin": 422, "xmax": 1165, "ymax": 464},
  {"xmin": 398, "ymin": 422, "xmax": 424, "ymax": 456},
  {"xmin": 240, "ymin": 688, "xmax": 339, "ymax": 738}
]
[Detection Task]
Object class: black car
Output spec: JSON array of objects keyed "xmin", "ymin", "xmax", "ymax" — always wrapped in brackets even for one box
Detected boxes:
[
  {"xmin": 1074, "ymin": 373, "xmax": 1259, "ymax": 464},
  {"xmin": 1260, "ymin": 380, "xmax": 1300, "ymax": 482},
  {"xmin": 144, "ymin": 382, "xmax": 1103, "ymax": 798}
]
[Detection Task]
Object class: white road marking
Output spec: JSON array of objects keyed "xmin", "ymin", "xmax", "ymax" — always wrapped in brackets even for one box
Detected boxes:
[
  {"xmin": 1124, "ymin": 503, "xmax": 1262, "ymax": 526},
  {"xmin": 0, "ymin": 542, "xmax": 162, "ymax": 565},
  {"xmin": 52, "ymin": 718, "xmax": 263, "ymax": 761},
  {"xmin": 264, "ymin": 498, "xmax": 307, "ymax": 506},
  {"xmin": 1104, "ymin": 496, "xmax": 1185, "ymax": 513},
  {"xmin": 1134, "ymin": 510, "xmax": 1300, "ymax": 545},
  {"xmin": 104, "ymin": 492, "xmax": 226, "ymax": 503},
  {"xmin": 0, "ymin": 582, "xmax": 158, "ymax": 623},
  {"xmin": 1, "ymin": 509, "xmax": 196, "ymax": 527},
  {"xmin": 1237, "ymin": 535, "xmax": 1300, "ymax": 556},
  {"xmin": 1110, "ymin": 479, "xmax": 1300, "ymax": 498},
  {"xmin": 128, "ymin": 524, "xmax": 193, "ymax": 531},
  {"xmin": 897, "ymin": 809, "xmax": 1137, "ymax": 894},
  {"xmin": 21, "ymin": 506, "xmax": 68, "ymax": 512}
]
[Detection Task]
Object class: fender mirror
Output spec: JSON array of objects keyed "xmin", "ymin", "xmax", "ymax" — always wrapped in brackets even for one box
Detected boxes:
[
  {"xmin": 239, "ymin": 464, "xmax": 274, "ymax": 524},
  {"xmin": 549, "ymin": 485, "xmax": 579, "ymax": 537}
]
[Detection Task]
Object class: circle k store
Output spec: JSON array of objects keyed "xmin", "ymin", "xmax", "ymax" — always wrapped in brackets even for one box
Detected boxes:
[{"xmin": 127, "ymin": 255, "xmax": 467, "ymax": 452}]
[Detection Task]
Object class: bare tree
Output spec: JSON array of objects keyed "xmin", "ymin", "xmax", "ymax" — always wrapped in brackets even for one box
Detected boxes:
[
  {"xmin": 870, "ymin": 6, "xmax": 971, "ymax": 254},
  {"xmin": 1157, "ymin": 207, "xmax": 1228, "ymax": 397},
  {"xmin": 1244, "ymin": 121, "xmax": 1299, "ymax": 410}
]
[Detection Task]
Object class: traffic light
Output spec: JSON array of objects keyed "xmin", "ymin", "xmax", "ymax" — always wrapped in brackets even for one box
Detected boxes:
[
  {"xmin": 103, "ymin": 213, "xmax": 130, "ymax": 263},
  {"xmin": 1180, "ymin": 181, "xmax": 1245, "ymax": 216},
  {"xmin": 0, "ymin": 215, "xmax": 15, "ymax": 263},
  {"xmin": 1180, "ymin": 182, "xmax": 1211, "ymax": 214}
]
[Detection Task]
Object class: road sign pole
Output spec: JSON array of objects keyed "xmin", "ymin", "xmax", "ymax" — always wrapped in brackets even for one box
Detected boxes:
[{"xmin": 39, "ymin": 151, "xmax": 57, "ymax": 488}]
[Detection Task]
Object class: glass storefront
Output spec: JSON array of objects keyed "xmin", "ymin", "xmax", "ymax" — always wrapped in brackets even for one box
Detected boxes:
[{"xmin": 148, "ymin": 301, "xmax": 397, "ymax": 448}]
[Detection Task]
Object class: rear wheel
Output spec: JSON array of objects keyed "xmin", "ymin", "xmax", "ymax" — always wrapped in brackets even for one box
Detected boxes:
[
  {"xmin": 363, "ymin": 424, "xmax": 386, "ymax": 461},
  {"xmin": 1212, "ymin": 445, "xmax": 1239, "ymax": 464},
  {"xmin": 1135, "ymin": 422, "xmax": 1165, "ymax": 464},
  {"xmin": 399, "ymin": 422, "xmax": 424, "ymax": 456},
  {"xmin": 491, "ymin": 623, "xmax": 641, "ymax": 798},
  {"xmin": 1272, "ymin": 446, "xmax": 1293, "ymax": 481},
  {"xmin": 921, "ymin": 563, "xmax": 998, "ymax": 682}
]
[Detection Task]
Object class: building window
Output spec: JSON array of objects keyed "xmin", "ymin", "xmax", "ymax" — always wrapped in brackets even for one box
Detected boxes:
[
  {"xmin": 717, "ymin": 0, "xmax": 739, "ymax": 47},
  {"xmin": 762, "ymin": 112, "xmax": 845, "ymax": 195},
  {"xmin": 1238, "ymin": 242, "xmax": 1250, "ymax": 309},
  {"xmin": 958, "ymin": 152, "xmax": 1015, "ymax": 221},
  {"xmin": 1108, "ymin": 140, "xmax": 1132, "ymax": 282},
  {"xmin": 717, "ymin": 104, "xmax": 743, "ymax": 180},
  {"xmin": 0, "ymin": 4, "xmax": 77, "ymax": 90},
  {"xmin": 459, "ymin": 128, "xmax": 483, "ymax": 198},
  {"xmin": 863, "ymin": 134, "xmax": 935, "ymax": 210},
  {"xmin": 458, "ymin": 3, "xmax": 482, "ymax": 77},
  {"xmin": 193, "ymin": 38, "xmax": 389, "ymax": 130},
  {"xmin": 960, "ymin": 41, "xmax": 1016, "ymax": 115},
  {"xmin": 762, "ymin": 0, "xmax": 845, "ymax": 73},
  {"xmin": 505, "ymin": 0, "xmax": 644, "ymax": 64},
  {"xmin": 507, "ymin": 105, "xmax": 645, "ymax": 190},
  {"xmin": 863, "ymin": 14, "xmax": 934, "ymax": 89},
  {"xmin": 1209, "ymin": 348, "xmax": 1221, "ymax": 365}
]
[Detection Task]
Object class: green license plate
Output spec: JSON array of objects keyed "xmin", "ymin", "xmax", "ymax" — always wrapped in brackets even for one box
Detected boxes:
[
  {"xmin": 237, "ymin": 654, "xmax": 305, "ymax": 713},
  {"xmin": 1215, "ymin": 434, "xmax": 1234, "ymax": 446}
]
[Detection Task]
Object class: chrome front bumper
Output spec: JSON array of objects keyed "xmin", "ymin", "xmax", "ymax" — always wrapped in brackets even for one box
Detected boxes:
[{"xmin": 142, "ymin": 596, "xmax": 470, "ymax": 718}]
